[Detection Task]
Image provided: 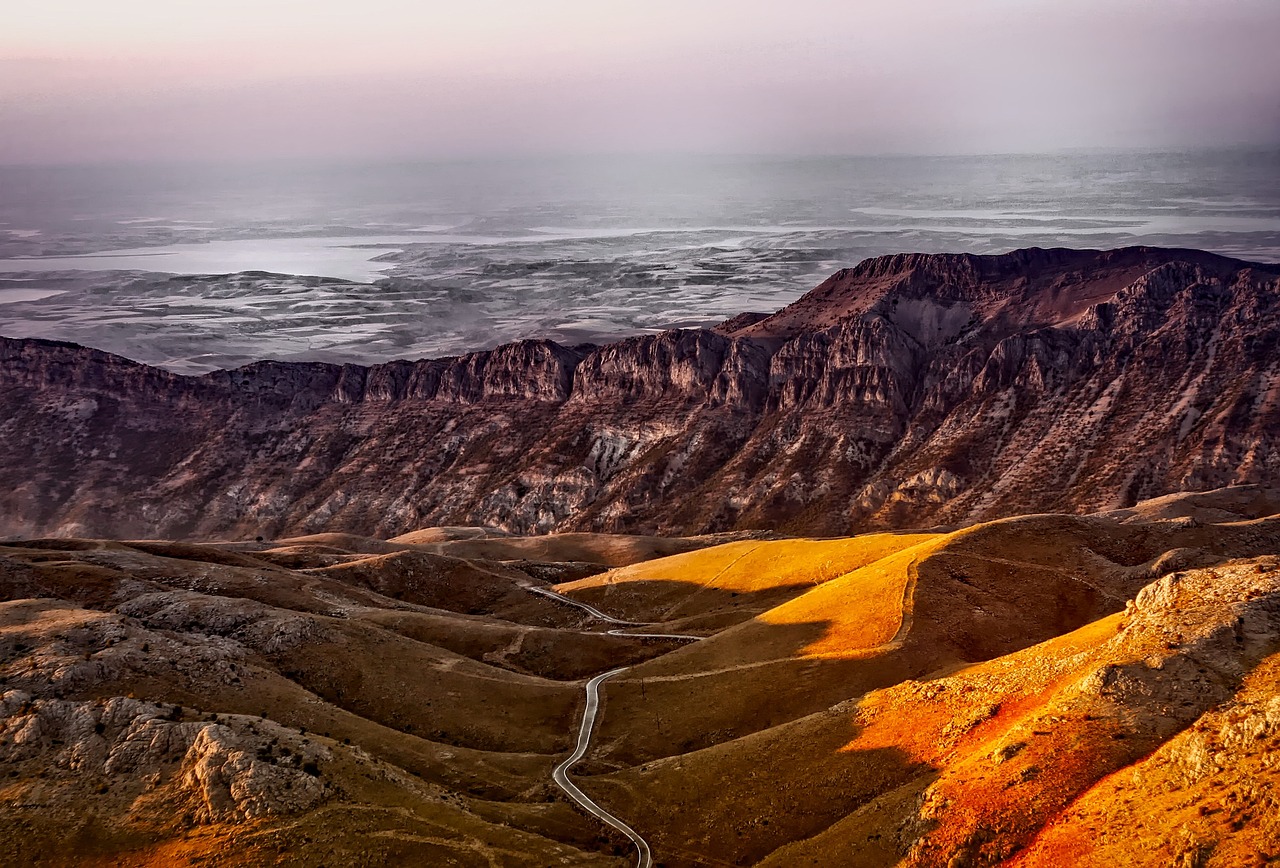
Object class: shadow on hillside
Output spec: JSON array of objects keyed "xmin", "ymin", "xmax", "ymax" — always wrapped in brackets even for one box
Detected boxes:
[
  {"xmin": 571, "ymin": 654, "xmax": 945, "ymax": 867},
  {"xmin": 5, "ymin": 526, "xmax": 1279, "ymax": 867},
  {"xmin": 0, "ymin": 537, "xmax": 1116, "ymax": 768},
  {"xmin": 576, "ymin": 513, "xmax": 1280, "ymax": 769},
  {"xmin": 571, "ymin": 554, "xmax": 1147, "ymax": 769}
]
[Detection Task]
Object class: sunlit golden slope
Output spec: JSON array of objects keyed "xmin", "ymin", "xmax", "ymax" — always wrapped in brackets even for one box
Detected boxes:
[
  {"xmin": 554, "ymin": 533, "xmax": 936, "ymax": 626},
  {"xmin": 580, "ymin": 556, "xmax": 1280, "ymax": 866},
  {"xmin": 3, "ymin": 490, "xmax": 1278, "ymax": 867},
  {"xmin": 577, "ymin": 511, "xmax": 1280, "ymax": 770}
]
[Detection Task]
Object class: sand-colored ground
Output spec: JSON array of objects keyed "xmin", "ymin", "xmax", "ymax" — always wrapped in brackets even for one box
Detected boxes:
[{"xmin": 1, "ymin": 488, "xmax": 1277, "ymax": 865}]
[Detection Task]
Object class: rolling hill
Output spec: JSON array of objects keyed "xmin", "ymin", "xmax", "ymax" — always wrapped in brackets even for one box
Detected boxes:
[{"xmin": 1, "ymin": 487, "xmax": 1277, "ymax": 865}]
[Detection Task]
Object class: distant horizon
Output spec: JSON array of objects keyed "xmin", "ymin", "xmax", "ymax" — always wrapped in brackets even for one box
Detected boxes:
[
  {"xmin": 3, "ymin": 142, "xmax": 1279, "ymax": 171},
  {"xmin": 4, "ymin": 1, "xmax": 1278, "ymax": 164}
]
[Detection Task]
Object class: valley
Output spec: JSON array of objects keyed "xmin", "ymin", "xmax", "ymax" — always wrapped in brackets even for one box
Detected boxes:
[{"xmin": 2, "ymin": 488, "xmax": 1277, "ymax": 866}]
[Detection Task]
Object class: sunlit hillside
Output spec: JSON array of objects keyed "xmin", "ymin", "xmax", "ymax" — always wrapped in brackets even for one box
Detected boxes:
[{"xmin": 2, "ymin": 488, "xmax": 1277, "ymax": 865}]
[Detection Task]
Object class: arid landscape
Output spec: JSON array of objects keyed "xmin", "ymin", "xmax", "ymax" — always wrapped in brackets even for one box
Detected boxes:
[
  {"xmin": 5, "ymin": 0, "xmax": 1280, "ymax": 862},
  {"xmin": 4, "ymin": 247, "xmax": 1278, "ymax": 542},
  {"xmin": 1, "ymin": 486, "xmax": 1278, "ymax": 866},
  {"xmin": 4, "ymin": 244, "xmax": 1280, "ymax": 865}
]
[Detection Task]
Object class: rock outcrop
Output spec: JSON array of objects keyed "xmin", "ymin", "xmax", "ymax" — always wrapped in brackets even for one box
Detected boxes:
[
  {"xmin": 1, "ymin": 246, "xmax": 1277, "ymax": 540},
  {"xmin": 0, "ymin": 694, "xmax": 328, "ymax": 823}
]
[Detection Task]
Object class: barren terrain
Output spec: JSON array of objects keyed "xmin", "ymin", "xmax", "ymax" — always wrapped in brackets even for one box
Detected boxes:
[
  {"xmin": 2, "ymin": 488, "xmax": 1277, "ymax": 866},
  {"xmin": 4, "ymin": 247, "xmax": 1279, "ymax": 542}
]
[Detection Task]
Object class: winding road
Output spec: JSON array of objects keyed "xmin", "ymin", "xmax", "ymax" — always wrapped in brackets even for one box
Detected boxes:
[
  {"xmin": 605, "ymin": 628, "xmax": 707, "ymax": 641},
  {"xmin": 525, "ymin": 584, "xmax": 644, "ymax": 625},
  {"xmin": 528, "ymin": 583, "xmax": 703, "ymax": 868},
  {"xmin": 553, "ymin": 668, "xmax": 654, "ymax": 868},
  {"xmin": 526, "ymin": 585, "xmax": 705, "ymax": 640}
]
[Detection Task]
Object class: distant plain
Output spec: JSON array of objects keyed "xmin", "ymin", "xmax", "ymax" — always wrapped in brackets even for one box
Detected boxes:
[{"xmin": 1, "ymin": 150, "xmax": 1277, "ymax": 372}]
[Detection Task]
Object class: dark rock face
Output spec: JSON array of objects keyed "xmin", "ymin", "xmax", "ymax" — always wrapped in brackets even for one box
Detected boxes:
[{"xmin": 2, "ymin": 246, "xmax": 1278, "ymax": 540}]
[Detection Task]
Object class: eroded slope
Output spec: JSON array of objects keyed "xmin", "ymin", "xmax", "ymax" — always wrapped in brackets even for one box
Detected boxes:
[{"xmin": 2, "ymin": 495, "xmax": 1278, "ymax": 866}]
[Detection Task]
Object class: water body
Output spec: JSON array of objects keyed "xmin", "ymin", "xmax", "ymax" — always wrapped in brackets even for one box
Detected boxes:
[
  {"xmin": 1, "ymin": 150, "xmax": 1277, "ymax": 371},
  {"xmin": 0, "ymin": 280, "xmax": 66, "ymax": 305},
  {"xmin": 0, "ymin": 236, "xmax": 426, "ymax": 284}
]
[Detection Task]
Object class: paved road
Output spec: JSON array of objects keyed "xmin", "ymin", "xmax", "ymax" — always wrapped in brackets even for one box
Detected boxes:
[
  {"xmin": 553, "ymin": 667, "xmax": 654, "ymax": 868},
  {"xmin": 606, "ymin": 628, "xmax": 707, "ymax": 641},
  {"xmin": 525, "ymin": 584, "xmax": 645, "ymax": 625},
  {"xmin": 530, "ymin": 583, "xmax": 704, "ymax": 867},
  {"xmin": 527, "ymin": 584, "xmax": 705, "ymax": 641}
]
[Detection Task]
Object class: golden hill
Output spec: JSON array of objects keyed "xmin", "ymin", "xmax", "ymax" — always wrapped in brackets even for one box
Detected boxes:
[
  {"xmin": 1, "ymin": 488, "xmax": 1277, "ymax": 866},
  {"xmin": 570, "ymin": 511, "xmax": 1279, "ymax": 767},
  {"xmin": 577, "ymin": 557, "xmax": 1279, "ymax": 866},
  {"xmin": 390, "ymin": 529, "xmax": 753, "ymax": 567},
  {"xmin": 554, "ymin": 533, "xmax": 935, "ymax": 627}
]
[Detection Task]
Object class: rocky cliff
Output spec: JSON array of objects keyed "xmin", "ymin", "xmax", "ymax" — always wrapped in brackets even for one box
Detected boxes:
[{"xmin": 2, "ymin": 246, "xmax": 1278, "ymax": 540}]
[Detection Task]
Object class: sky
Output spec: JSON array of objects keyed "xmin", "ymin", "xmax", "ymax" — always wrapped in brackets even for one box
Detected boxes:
[{"xmin": 1, "ymin": 0, "xmax": 1278, "ymax": 163}]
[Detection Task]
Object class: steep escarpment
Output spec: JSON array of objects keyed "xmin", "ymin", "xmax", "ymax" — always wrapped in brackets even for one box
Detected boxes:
[
  {"xmin": 1, "ymin": 246, "xmax": 1278, "ymax": 540},
  {"xmin": 736, "ymin": 245, "xmax": 1246, "ymax": 340}
]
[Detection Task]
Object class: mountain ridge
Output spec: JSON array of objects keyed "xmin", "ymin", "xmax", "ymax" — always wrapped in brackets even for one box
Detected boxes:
[{"xmin": 2, "ymin": 245, "xmax": 1277, "ymax": 540}]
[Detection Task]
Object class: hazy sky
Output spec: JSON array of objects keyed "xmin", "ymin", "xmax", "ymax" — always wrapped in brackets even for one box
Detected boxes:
[{"xmin": 2, "ymin": 0, "xmax": 1278, "ymax": 163}]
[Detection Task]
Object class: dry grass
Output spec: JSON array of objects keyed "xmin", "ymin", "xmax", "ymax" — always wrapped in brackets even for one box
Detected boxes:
[
  {"xmin": 2, "ymin": 492, "xmax": 1278, "ymax": 866},
  {"xmin": 402, "ymin": 531, "xmax": 734, "ymax": 567},
  {"xmin": 555, "ymin": 533, "xmax": 936, "ymax": 624}
]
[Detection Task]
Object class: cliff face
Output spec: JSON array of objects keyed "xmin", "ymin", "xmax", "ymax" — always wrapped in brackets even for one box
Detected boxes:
[{"xmin": 2, "ymin": 246, "xmax": 1278, "ymax": 540}]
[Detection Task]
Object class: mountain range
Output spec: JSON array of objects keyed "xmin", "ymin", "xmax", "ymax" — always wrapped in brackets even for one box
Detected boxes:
[
  {"xmin": 2, "ymin": 246, "xmax": 1277, "ymax": 541},
  {"xmin": 3, "ymin": 245, "xmax": 1280, "ymax": 866}
]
